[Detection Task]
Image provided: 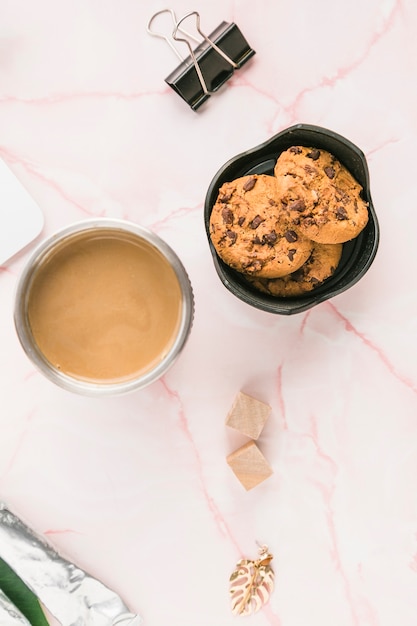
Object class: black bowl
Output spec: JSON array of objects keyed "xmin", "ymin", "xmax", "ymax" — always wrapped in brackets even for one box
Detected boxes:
[{"xmin": 204, "ymin": 123, "xmax": 380, "ymax": 315}]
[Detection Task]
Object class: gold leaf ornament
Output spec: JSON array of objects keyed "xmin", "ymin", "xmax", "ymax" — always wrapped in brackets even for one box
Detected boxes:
[{"xmin": 229, "ymin": 545, "xmax": 275, "ymax": 616}]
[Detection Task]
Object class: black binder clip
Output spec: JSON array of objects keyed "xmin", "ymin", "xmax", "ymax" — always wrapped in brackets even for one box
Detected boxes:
[{"xmin": 147, "ymin": 9, "xmax": 256, "ymax": 111}]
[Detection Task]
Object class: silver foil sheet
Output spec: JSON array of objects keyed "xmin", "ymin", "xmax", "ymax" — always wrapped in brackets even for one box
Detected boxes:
[{"xmin": 0, "ymin": 503, "xmax": 142, "ymax": 626}]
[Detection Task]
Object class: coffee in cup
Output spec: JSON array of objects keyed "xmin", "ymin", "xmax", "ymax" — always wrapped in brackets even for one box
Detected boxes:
[{"xmin": 14, "ymin": 219, "xmax": 194, "ymax": 395}]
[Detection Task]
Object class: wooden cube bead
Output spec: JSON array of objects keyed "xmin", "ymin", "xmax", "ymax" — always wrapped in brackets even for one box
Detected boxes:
[
  {"xmin": 225, "ymin": 391, "xmax": 271, "ymax": 440},
  {"xmin": 226, "ymin": 441, "xmax": 273, "ymax": 491}
]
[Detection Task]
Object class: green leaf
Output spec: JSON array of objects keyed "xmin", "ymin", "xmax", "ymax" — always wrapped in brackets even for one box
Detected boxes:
[{"xmin": 0, "ymin": 558, "xmax": 49, "ymax": 626}]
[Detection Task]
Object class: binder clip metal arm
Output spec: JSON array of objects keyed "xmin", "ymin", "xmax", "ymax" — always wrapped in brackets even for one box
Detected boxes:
[{"xmin": 147, "ymin": 9, "xmax": 256, "ymax": 111}]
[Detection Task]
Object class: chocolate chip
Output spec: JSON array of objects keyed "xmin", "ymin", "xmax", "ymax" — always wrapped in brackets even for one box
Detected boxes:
[
  {"xmin": 221, "ymin": 207, "xmax": 234, "ymax": 224},
  {"xmin": 285, "ymin": 230, "xmax": 298, "ymax": 242},
  {"xmin": 262, "ymin": 231, "xmax": 278, "ymax": 245},
  {"xmin": 219, "ymin": 192, "xmax": 232, "ymax": 203},
  {"xmin": 253, "ymin": 236, "xmax": 262, "ymax": 244},
  {"xmin": 287, "ymin": 249, "xmax": 296, "ymax": 261},
  {"xmin": 243, "ymin": 259, "xmax": 263, "ymax": 273},
  {"xmin": 226, "ymin": 230, "xmax": 237, "ymax": 244},
  {"xmin": 336, "ymin": 206, "xmax": 348, "ymax": 220},
  {"xmin": 289, "ymin": 146, "xmax": 302, "ymax": 154},
  {"xmin": 307, "ymin": 149, "xmax": 320, "ymax": 160},
  {"xmin": 304, "ymin": 164, "xmax": 317, "ymax": 175},
  {"xmin": 324, "ymin": 166, "xmax": 335, "ymax": 179},
  {"xmin": 310, "ymin": 277, "xmax": 320, "ymax": 284},
  {"xmin": 251, "ymin": 260, "xmax": 263, "ymax": 272},
  {"xmin": 238, "ymin": 216, "xmax": 245, "ymax": 226},
  {"xmin": 288, "ymin": 199, "xmax": 306, "ymax": 212},
  {"xmin": 243, "ymin": 177, "xmax": 257, "ymax": 191},
  {"xmin": 249, "ymin": 215, "xmax": 263, "ymax": 229}
]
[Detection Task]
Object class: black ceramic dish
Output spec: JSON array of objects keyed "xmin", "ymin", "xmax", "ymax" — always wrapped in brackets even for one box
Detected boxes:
[{"xmin": 204, "ymin": 123, "xmax": 380, "ymax": 315}]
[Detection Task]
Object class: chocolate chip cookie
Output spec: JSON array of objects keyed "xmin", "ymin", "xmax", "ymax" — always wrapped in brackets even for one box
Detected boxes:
[
  {"xmin": 246, "ymin": 242, "xmax": 343, "ymax": 297},
  {"xmin": 274, "ymin": 146, "xmax": 369, "ymax": 244},
  {"xmin": 209, "ymin": 174, "xmax": 314, "ymax": 278}
]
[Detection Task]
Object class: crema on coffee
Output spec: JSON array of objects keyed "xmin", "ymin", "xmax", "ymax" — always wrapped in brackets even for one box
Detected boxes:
[{"xmin": 26, "ymin": 230, "xmax": 183, "ymax": 383}]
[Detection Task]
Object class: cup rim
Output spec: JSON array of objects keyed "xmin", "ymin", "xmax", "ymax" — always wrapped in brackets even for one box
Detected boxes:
[{"xmin": 14, "ymin": 218, "xmax": 194, "ymax": 395}]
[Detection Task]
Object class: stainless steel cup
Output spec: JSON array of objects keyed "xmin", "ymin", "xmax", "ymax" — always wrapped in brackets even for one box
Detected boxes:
[{"xmin": 14, "ymin": 218, "xmax": 194, "ymax": 395}]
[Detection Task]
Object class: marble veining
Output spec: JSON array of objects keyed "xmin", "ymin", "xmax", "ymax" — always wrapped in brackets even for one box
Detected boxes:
[{"xmin": 1, "ymin": 1, "xmax": 417, "ymax": 624}]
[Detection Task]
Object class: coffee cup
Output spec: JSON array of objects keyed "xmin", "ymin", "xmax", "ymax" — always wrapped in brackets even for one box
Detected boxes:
[{"xmin": 14, "ymin": 219, "xmax": 194, "ymax": 395}]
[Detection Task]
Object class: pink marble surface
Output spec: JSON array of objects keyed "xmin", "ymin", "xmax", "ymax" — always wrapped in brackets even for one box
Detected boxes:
[{"xmin": 1, "ymin": 1, "xmax": 417, "ymax": 624}]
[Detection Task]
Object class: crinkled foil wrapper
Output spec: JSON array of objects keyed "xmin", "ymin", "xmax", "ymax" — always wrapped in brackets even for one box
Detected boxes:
[{"xmin": 0, "ymin": 503, "xmax": 143, "ymax": 626}]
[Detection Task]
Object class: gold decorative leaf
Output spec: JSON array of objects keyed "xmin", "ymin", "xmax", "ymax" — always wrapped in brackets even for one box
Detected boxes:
[{"xmin": 229, "ymin": 548, "xmax": 275, "ymax": 616}]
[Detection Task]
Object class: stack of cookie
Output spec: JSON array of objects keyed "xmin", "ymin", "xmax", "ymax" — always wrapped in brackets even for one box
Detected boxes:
[{"xmin": 209, "ymin": 146, "xmax": 369, "ymax": 297}]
